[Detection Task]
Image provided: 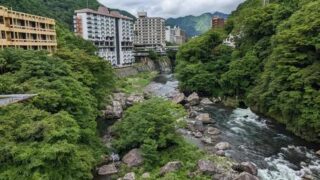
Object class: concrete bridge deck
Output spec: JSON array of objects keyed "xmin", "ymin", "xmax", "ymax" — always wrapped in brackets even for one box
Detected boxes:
[{"xmin": 0, "ymin": 94, "xmax": 37, "ymax": 107}]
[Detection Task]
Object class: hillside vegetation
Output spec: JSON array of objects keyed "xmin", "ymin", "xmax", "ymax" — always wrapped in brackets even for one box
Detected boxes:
[{"xmin": 175, "ymin": 0, "xmax": 320, "ymax": 142}]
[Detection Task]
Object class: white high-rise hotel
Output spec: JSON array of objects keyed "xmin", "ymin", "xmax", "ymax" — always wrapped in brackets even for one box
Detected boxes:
[{"xmin": 74, "ymin": 6, "xmax": 134, "ymax": 67}]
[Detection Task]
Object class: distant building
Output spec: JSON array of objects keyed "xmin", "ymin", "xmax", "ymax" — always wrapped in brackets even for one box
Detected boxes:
[
  {"xmin": 212, "ymin": 16, "xmax": 225, "ymax": 29},
  {"xmin": 0, "ymin": 6, "xmax": 57, "ymax": 53},
  {"xmin": 165, "ymin": 26, "xmax": 187, "ymax": 45},
  {"xmin": 223, "ymin": 34, "xmax": 236, "ymax": 48},
  {"xmin": 134, "ymin": 12, "xmax": 166, "ymax": 53},
  {"xmin": 74, "ymin": 6, "xmax": 134, "ymax": 67}
]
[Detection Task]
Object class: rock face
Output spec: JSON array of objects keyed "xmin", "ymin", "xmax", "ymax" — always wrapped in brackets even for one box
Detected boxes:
[
  {"xmin": 113, "ymin": 93, "xmax": 127, "ymax": 108},
  {"xmin": 126, "ymin": 94, "xmax": 144, "ymax": 106},
  {"xmin": 104, "ymin": 101, "xmax": 123, "ymax": 119},
  {"xmin": 123, "ymin": 172, "xmax": 135, "ymax": 180},
  {"xmin": 234, "ymin": 172, "xmax": 259, "ymax": 180},
  {"xmin": 206, "ymin": 127, "xmax": 221, "ymax": 135},
  {"xmin": 187, "ymin": 92, "xmax": 200, "ymax": 106},
  {"xmin": 172, "ymin": 92, "xmax": 185, "ymax": 104},
  {"xmin": 232, "ymin": 162, "xmax": 258, "ymax": 176},
  {"xmin": 197, "ymin": 159, "xmax": 218, "ymax": 175},
  {"xmin": 159, "ymin": 161, "xmax": 182, "ymax": 176},
  {"xmin": 98, "ymin": 164, "xmax": 118, "ymax": 176},
  {"xmin": 122, "ymin": 149, "xmax": 144, "ymax": 167},
  {"xmin": 215, "ymin": 142, "xmax": 231, "ymax": 150},
  {"xmin": 196, "ymin": 113, "xmax": 213, "ymax": 124},
  {"xmin": 200, "ymin": 98, "xmax": 214, "ymax": 105}
]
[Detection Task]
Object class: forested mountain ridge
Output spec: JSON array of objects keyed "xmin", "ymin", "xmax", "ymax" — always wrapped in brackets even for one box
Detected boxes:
[
  {"xmin": 166, "ymin": 12, "xmax": 229, "ymax": 37},
  {"xmin": 175, "ymin": 0, "xmax": 320, "ymax": 142}
]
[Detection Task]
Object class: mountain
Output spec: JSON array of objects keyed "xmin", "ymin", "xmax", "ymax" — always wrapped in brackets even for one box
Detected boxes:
[
  {"xmin": 166, "ymin": 12, "xmax": 229, "ymax": 37},
  {"xmin": 0, "ymin": 0, "xmax": 135, "ymax": 28}
]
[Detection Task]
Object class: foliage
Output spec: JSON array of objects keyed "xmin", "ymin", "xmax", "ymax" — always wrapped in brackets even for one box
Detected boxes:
[
  {"xmin": 175, "ymin": 0, "xmax": 320, "ymax": 142},
  {"xmin": 0, "ymin": 47, "xmax": 115, "ymax": 179}
]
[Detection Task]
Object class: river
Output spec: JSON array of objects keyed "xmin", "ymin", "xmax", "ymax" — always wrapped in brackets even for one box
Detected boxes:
[{"xmin": 145, "ymin": 73, "xmax": 320, "ymax": 180}]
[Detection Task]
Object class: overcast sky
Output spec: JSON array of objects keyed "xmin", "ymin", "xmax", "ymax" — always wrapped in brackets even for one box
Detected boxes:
[{"xmin": 98, "ymin": 0, "xmax": 245, "ymax": 18}]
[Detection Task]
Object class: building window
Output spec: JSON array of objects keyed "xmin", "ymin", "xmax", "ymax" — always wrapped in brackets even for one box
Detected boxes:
[
  {"xmin": 1, "ymin": 31, "xmax": 5, "ymax": 39},
  {"xmin": 0, "ymin": 16, "xmax": 4, "ymax": 24}
]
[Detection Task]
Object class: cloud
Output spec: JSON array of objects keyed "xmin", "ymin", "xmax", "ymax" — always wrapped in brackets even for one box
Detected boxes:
[{"xmin": 98, "ymin": 0, "xmax": 245, "ymax": 18}]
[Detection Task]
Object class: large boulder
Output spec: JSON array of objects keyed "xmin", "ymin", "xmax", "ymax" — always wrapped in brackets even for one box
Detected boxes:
[
  {"xmin": 122, "ymin": 149, "xmax": 144, "ymax": 167},
  {"xmin": 201, "ymin": 137, "xmax": 213, "ymax": 144},
  {"xmin": 316, "ymin": 150, "xmax": 320, "ymax": 156},
  {"xmin": 194, "ymin": 121, "xmax": 205, "ymax": 132},
  {"xmin": 123, "ymin": 172, "xmax": 135, "ymax": 180},
  {"xmin": 207, "ymin": 127, "xmax": 221, "ymax": 135},
  {"xmin": 98, "ymin": 164, "xmax": 118, "ymax": 176},
  {"xmin": 159, "ymin": 161, "xmax": 182, "ymax": 176},
  {"xmin": 126, "ymin": 94, "xmax": 144, "ymax": 106},
  {"xmin": 193, "ymin": 131, "xmax": 203, "ymax": 138},
  {"xmin": 232, "ymin": 162, "xmax": 258, "ymax": 176},
  {"xmin": 187, "ymin": 92, "xmax": 200, "ymax": 106},
  {"xmin": 196, "ymin": 113, "xmax": 213, "ymax": 124},
  {"xmin": 104, "ymin": 101, "xmax": 123, "ymax": 119},
  {"xmin": 197, "ymin": 159, "xmax": 219, "ymax": 175},
  {"xmin": 200, "ymin": 98, "xmax": 214, "ymax": 105},
  {"xmin": 141, "ymin": 172, "xmax": 151, "ymax": 179},
  {"xmin": 234, "ymin": 172, "xmax": 259, "ymax": 180},
  {"xmin": 172, "ymin": 92, "xmax": 185, "ymax": 104},
  {"xmin": 215, "ymin": 142, "xmax": 231, "ymax": 150},
  {"xmin": 113, "ymin": 93, "xmax": 127, "ymax": 108}
]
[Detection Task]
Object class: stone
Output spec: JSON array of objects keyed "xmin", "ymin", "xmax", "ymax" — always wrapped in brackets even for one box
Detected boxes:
[
  {"xmin": 104, "ymin": 101, "xmax": 123, "ymax": 119},
  {"xmin": 202, "ymin": 137, "xmax": 213, "ymax": 144},
  {"xmin": 194, "ymin": 121, "xmax": 205, "ymax": 132},
  {"xmin": 215, "ymin": 142, "xmax": 231, "ymax": 150},
  {"xmin": 215, "ymin": 150, "xmax": 225, "ymax": 156},
  {"xmin": 207, "ymin": 127, "xmax": 221, "ymax": 135},
  {"xmin": 302, "ymin": 174, "xmax": 314, "ymax": 180},
  {"xmin": 98, "ymin": 164, "xmax": 118, "ymax": 176},
  {"xmin": 213, "ymin": 173, "xmax": 237, "ymax": 180},
  {"xmin": 234, "ymin": 172, "xmax": 259, "ymax": 180},
  {"xmin": 187, "ymin": 92, "xmax": 200, "ymax": 106},
  {"xmin": 141, "ymin": 172, "xmax": 151, "ymax": 179},
  {"xmin": 113, "ymin": 93, "xmax": 127, "ymax": 108},
  {"xmin": 196, "ymin": 113, "xmax": 213, "ymax": 124},
  {"xmin": 122, "ymin": 149, "xmax": 144, "ymax": 167},
  {"xmin": 172, "ymin": 92, "xmax": 185, "ymax": 104},
  {"xmin": 189, "ymin": 110, "xmax": 198, "ymax": 118},
  {"xmin": 212, "ymin": 97, "xmax": 222, "ymax": 103},
  {"xmin": 123, "ymin": 172, "xmax": 135, "ymax": 180},
  {"xmin": 200, "ymin": 98, "xmax": 214, "ymax": 105},
  {"xmin": 197, "ymin": 159, "xmax": 218, "ymax": 175},
  {"xmin": 126, "ymin": 94, "xmax": 144, "ymax": 106},
  {"xmin": 159, "ymin": 161, "xmax": 182, "ymax": 176},
  {"xmin": 193, "ymin": 132, "xmax": 203, "ymax": 138},
  {"xmin": 232, "ymin": 162, "xmax": 258, "ymax": 176},
  {"xmin": 316, "ymin": 150, "xmax": 320, "ymax": 156}
]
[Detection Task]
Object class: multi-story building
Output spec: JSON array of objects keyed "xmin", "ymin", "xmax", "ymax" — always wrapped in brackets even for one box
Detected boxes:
[
  {"xmin": 134, "ymin": 12, "xmax": 166, "ymax": 53},
  {"xmin": 0, "ymin": 6, "xmax": 57, "ymax": 52},
  {"xmin": 212, "ymin": 16, "xmax": 225, "ymax": 29},
  {"xmin": 74, "ymin": 6, "xmax": 134, "ymax": 67},
  {"xmin": 165, "ymin": 26, "xmax": 187, "ymax": 45}
]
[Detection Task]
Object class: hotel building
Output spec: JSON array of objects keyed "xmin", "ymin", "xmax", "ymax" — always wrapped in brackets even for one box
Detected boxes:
[
  {"xmin": 0, "ymin": 6, "xmax": 57, "ymax": 52},
  {"xmin": 134, "ymin": 12, "xmax": 166, "ymax": 53},
  {"xmin": 74, "ymin": 6, "xmax": 134, "ymax": 67},
  {"xmin": 165, "ymin": 26, "xmax": 187, "ymax": 45}
]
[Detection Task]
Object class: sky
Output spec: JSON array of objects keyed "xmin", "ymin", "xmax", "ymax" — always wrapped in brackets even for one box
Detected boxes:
[{"xmin": 98, "ymin": 0, "xmax": 245, "ymax": 18}]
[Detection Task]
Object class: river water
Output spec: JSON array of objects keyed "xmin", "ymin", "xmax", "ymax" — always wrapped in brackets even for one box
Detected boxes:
[{"xmin": 145, "ymin": 74, "xmax": 320, "ymax": 180}]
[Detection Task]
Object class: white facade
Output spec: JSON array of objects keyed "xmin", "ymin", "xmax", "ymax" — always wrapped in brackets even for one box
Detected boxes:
[
  {"xmin": 74, "ymin": 6, "xmax": 134, "ymax": 67},
  {"xmin": 165, "ymin": 26, "xmax": 187, "ymax": 45}
]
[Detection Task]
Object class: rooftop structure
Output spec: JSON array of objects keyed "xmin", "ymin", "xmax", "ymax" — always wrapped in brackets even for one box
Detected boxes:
[
  {"xmin": 0, "ymin": 6, "xmax": 57, "ymax": 52},
  {"xmin": 212, "ymin": 16, "xmax": 225, "ymax": 29}
]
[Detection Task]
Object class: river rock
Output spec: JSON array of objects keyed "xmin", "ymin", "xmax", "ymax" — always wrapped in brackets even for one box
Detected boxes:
[
  {"xmin": 215, "ymin": 150, "xmax": 225, "ymax": 157},
  {"xmin": 200, "ymin": 98, "xmax": 214, "ymax": 105},
  {"xmin": 215, "ymin": 142, "xmax": 231, "ymax": 150},
  {"xmin": 187, "ymin": 92, "xmax": 200, "ymax": 105},
  {"xmin": 159, "ymin": 161, "xmax": 182, "ymax": 176},
  {"xmin": 193, "ymin": 131, "xmax": 203, "ymax": 138},
  {"xmin": 104, "ymin": 101, "xmax": 123, "ymax": 119},
  {"xmin": 196, "ymin": 113, "xmax": 213, "ymax": 124},
  {"xmin": 98, "ymin": 164, "xmax": 118, "ymax": 176},
  {"xmin": 234, "ymin": 172, "xmax": 259, "ymax": 180},
  {"xmin": 189, "ymin": 110, "xmax": 199, "ymax": 118},
  {"xmin": 212, "ymin": 97, "xmax": 222, "ymax": 103},
  {"xmin": 123, "ymin": 172, "xmax": 135, "ymax": 180},
  {"xmin": 113, "ymin": 93, "xmax": 127, "ymax": 108},
  {"xmin": 202, "ymin": 137, "xmax": 213, "ymax": 144},
  {"xmin": 207, "ymin": 127, "xmax": 221, "ymax": 135},
  {"xmin": 126, "ymin": 94, "xmax": 144, "ymax": 106},
  {"xmin": 122, "ymin": 149, "xmax": 144, "ymax": 167},
  {"xmin": 172, "ymin": 92, "xmax": 185, "ymax": 104},
  {"xmin": 197, "ymin": 159, "xmax": 218, "ymax": 175},
  {"xmin": 316, "ymin": 150, "xmax": 320, "ymax": 156},
  {"xmin": 194, "ymin": 121, "xmax": 205, "ymax": 132},
  {"xmin": 232, "ymin": 162, "xmax": 258, "ymax": 176},
  {"xmin": 141, "ymin": 172, "xmax": 150, "ymax": 179}
]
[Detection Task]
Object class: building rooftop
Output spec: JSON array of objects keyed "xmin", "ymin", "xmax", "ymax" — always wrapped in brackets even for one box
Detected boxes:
[
  {"xmin": 75, "ymin": 6, "xmax": 133, "ymax": 20},
  {"xmin": 0, "ymin": 6, "xmax": 55, "ymax": 23}
]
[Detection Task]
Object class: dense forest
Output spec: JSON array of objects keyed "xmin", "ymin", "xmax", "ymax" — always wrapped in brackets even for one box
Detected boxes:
[{"xmin": 175, "ymin": 0, "xmax": 320, "ymax": 142}]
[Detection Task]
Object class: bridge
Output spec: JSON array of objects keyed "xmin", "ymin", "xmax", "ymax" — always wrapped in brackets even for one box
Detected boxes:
[{"xmin": 0, "ymin": 94, "xmax": 37, "ymax": 107}]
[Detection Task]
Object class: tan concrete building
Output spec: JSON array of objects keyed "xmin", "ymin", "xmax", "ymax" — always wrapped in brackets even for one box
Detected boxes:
[
  {"xmin": 0, "ymin": 6, "xmax": 57, "ymax": 52},
  {"xmin": 134, "ymin": 12, "xmax": 166, "ymax": 53}
]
